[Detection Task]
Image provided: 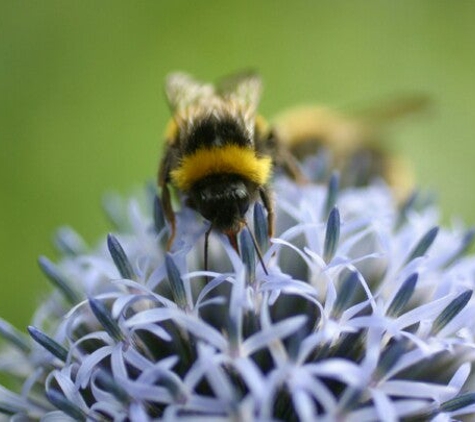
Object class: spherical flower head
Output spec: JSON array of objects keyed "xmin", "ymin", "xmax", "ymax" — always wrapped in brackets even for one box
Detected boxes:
[{"xmin": 1, "ymin": 158, "xmax": 475, "ymax": 421}]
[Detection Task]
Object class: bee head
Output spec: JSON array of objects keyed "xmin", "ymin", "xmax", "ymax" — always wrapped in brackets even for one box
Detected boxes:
[{"xmin": 188, "ymin": 174, "xmax": 257, "ymax": 233}]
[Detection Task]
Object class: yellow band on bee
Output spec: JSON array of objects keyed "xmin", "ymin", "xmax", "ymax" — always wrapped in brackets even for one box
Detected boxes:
[{"xmin": 171, "ymin": 145, "xmax": 272, "ymax": 191}]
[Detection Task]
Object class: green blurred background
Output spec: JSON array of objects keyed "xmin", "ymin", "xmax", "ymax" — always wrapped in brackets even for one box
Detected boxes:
[{"xmin": 1, "ymin": 1, "xmax": 475, "ymax": 328}]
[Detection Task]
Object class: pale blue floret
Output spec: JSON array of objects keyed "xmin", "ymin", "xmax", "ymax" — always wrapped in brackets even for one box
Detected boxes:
[{"xmin": 1, "ymin": 161, "xmax": 475, "ymax": 421}]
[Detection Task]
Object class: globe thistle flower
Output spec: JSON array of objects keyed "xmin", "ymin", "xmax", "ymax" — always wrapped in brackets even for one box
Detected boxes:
[{"xmin": 1, "ymin": 156, "xmax": 475, "ymax": 421}]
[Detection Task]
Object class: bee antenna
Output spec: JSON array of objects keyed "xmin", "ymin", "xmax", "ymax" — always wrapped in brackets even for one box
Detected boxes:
[
  {"xmin": 204, "ymin": 225, "xmax": 213, "ymax": 276},
  {"xmin": 244, "ymin": 222, "xmax": 269, "ymax": 276}
]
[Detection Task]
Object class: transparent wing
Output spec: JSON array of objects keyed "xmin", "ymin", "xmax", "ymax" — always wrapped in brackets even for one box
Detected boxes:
[
  {"xmin": 165, "ymin": 72, "xmax": 215, "ymax": 112},
  {"xmin": 347, "ymin": 93, "xmax": 432, "ymax": 126},
  {"xmin": 216, "ymin": 70, "xmax": 262, "ymax": 113}
]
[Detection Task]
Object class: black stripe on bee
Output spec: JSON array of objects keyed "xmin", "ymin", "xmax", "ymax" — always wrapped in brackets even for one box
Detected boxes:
[{"xmin": 183, "ymin": 116, "xmax": 251, "ymax": 155}]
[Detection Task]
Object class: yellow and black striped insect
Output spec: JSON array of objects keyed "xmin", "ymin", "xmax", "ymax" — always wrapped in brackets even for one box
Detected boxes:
[
  {"xmin": 158, "ymin": 72, "xmax": 301, "ymax": 259},
  {"xmin": 272, "ymin": 95, "xmax": 430, "ymax": 200}
]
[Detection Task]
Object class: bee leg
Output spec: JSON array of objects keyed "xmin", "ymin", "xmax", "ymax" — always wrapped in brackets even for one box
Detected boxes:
[
  {"xmin": 158, "ymin": 151, "xmax": 177, "ymax": 251},
  {"xmin": 262, "ymin": 131, "xmax": 307, "ymax": 184},
  {"xmin": 259, "ymin": 185, "xmax": 274, "ymax": 238},
  {"xmin": 160, "ymin": 183, "xmax": 176, "ymax": 250},
  {"xmin": 279, "ymin": 147, "xmax": 307, "ymax": 184}
]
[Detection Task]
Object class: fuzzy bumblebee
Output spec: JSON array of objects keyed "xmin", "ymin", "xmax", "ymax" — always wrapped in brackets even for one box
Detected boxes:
[
  {"xmin": 272, "ymin": 95, "xmax": 429, "ymax": 200},
  {"xmin": 158, "ymin": 72, "xmax": 301, "ymax": 252}
]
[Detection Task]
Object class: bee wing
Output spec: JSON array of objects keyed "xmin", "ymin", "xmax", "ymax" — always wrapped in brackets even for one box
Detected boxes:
[
  {"xmin": 165, "ymin": 72, "xmax": 215, "ymax": 112},
  {"xmin": 348, "ymin": 94, "xmax": 432, "ymax": 126},
  {"xmin": 217, "ymin": 71, "xmax": 262, "ymax": 114}
]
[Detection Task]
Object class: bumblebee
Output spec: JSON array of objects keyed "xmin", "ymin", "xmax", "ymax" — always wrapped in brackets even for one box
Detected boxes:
[
  {"xmin": 158, "ymin": 72, "xmax": 301, "ymax": 254},
  {"xmin": 272, "ymin": 95, "xmax": 430, "ymax": 200}
]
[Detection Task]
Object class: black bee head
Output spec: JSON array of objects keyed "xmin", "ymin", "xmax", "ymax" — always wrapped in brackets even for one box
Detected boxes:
[{"xmin": 189, "ymin": 174, "xmax": 257, "ymax": 233}]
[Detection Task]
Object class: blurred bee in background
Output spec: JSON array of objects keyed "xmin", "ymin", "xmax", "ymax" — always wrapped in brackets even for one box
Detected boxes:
[
  {"xmin": 272, "ymin": 95, "xmax": 430, "ymax": 200},
  {"xmin": 158, "ymin": 72, "xmax": 302, "ymax": 268}
]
